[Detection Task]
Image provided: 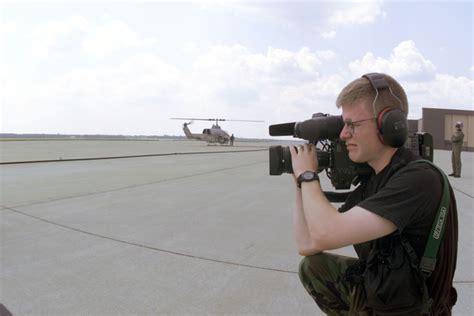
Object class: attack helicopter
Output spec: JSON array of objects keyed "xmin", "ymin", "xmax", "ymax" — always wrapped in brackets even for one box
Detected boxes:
[{"xmin": 170, "ymin": 117, "xmax": 263, "ymax": 145}]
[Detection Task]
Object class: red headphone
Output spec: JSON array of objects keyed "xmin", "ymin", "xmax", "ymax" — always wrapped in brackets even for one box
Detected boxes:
[{"xmin": 362, "ymin": 73, "xmax": 408, "ymax": 148}]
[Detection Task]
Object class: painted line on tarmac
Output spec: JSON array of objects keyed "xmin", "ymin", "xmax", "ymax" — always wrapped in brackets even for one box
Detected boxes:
[
  {"xmin": 0, "ymin": 148, "xmax": 267, "ymax": 165},
  {"xmin": 452, "ymin": 187, "xmax": 474, "ymax": 199},
  {"xmin": 3, "ymin": 204, "xmax": 472, "ymax": 283},
  {"xmin": 5, "ymin": 160, "xmax": 267, "ymax": 210},
  {"xmin": 2, "ymin": 205, "xmax": 296, "ymax": 275},
  {"xmin": 3, "ymin": 205, "xmax": 473, "ymax": 283}
]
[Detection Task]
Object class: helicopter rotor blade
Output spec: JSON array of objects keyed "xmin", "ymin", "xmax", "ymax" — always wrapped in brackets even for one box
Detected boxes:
[
  {"xmin": 170, "ymin": 118, "xmax": 220, "ymax": 122},
  {"xmin": 170, "ymin": 118, "xmax": 264, "ymax": 122},
  {"xmin": 221, "ymin": 119, "xmax": 264, "ymax": 122}
]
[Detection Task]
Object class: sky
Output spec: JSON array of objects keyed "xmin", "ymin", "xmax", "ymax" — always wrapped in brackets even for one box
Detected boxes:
[{"xmin": 1, "ymin": 0, "xmax": 473, "ymax": 139}]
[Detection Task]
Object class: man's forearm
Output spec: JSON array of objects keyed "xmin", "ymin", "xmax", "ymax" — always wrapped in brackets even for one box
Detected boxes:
[
  {"xmin": 300, "ymin": 181, "xmax": 339, "ymax": 249},
  {"xmin": 452, "ymin": 133, "xmax": 463, "ymax": 142},
  {"xmin": 293, "ymin": 189, "xmax": 322, "ymax": 255}
]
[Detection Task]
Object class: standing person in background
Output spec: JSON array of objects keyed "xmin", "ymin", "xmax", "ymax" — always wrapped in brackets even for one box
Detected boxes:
[
  {"xmin": 230, "ymin": 134, "xmax": 235, "ymax": 146},
  {"xmin": 449, "ymin": 121, "xmax": 464, "ymax": 178}
]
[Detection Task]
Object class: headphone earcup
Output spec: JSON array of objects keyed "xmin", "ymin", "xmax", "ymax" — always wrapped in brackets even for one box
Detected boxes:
[{"xmin": 377, "ymin": 107, "xmax": 408, "ymax": 148}]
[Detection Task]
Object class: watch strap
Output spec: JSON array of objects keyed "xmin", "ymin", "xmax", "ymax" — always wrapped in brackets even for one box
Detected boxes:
[{"xmin": 297, "ymin": 171, "xmax": 319, "ymax": 188}]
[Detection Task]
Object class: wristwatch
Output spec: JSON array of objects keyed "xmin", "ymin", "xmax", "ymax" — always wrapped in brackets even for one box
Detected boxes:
[{"xmin": 297, "ymin": 171, "xmax": 320, "ymax": 188}]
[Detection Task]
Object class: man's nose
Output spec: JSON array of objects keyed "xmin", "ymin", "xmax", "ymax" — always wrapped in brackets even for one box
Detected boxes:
[{"xmin": 340, "ymin": 124, "xmax": 350, "ymax": 140}]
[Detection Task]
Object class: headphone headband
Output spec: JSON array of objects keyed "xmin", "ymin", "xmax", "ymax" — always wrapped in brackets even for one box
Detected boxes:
[
  {"xmin": 362, "ymin": 73, "xmax": 389, "ymax": 90},
  {"xmin": 361, "ymin": 73, "xmax": 408, "ymax": 148},
  {"xmin": 361, "ymin": 72, "xmax": 405, "ymax": 117}
]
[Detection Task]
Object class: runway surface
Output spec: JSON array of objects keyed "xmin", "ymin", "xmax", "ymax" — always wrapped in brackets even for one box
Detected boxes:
[{"xmin": 1, "ymin": 140, "xmax": 472, "ymax": 315}]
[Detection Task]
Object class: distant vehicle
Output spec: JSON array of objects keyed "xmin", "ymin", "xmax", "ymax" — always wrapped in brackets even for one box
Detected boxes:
[{"xmin": 170, "ymin": 117, "xmax": 263, "ymax": 145}]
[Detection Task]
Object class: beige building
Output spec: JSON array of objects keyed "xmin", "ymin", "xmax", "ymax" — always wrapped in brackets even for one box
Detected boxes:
[{"xmin": 419, "ymin": 108, "xmax": 473, "ymax": 152}]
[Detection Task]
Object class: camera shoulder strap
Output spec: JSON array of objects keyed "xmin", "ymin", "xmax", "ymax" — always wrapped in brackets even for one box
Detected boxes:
[{"xmin": 409, "ymin": 159, "xmax": 451, "ymax": 276}]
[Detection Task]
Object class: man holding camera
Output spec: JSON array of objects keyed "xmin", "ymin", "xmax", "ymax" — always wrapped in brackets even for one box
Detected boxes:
[
  {"xmin": 290, "ymin": 73, "xmax": 458, "ymax": 315},
  {"xmin": 449, "ymin": 121, "xmax": 464, "ymax": 178}
]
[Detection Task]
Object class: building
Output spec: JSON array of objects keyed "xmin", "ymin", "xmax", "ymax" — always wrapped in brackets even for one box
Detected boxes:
[{"xmin": 420, "ymin": 108, "xmax": 473, "ymax": 152}]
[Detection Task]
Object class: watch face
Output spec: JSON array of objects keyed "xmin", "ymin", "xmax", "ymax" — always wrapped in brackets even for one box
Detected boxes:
[{"xmin": 297, "ymin": 171, "xmax": 318, "ymax": 188}]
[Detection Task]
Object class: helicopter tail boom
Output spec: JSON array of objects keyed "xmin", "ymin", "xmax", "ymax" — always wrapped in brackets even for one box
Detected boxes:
[{"xmin": 182, "ymin": 122, "xmax": 204, "ymax": 141}]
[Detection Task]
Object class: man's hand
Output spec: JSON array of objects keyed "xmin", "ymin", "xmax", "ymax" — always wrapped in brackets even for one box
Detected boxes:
[{"xmin": 289, "ymin": 143, "xmax": 319, "ymax": 179}]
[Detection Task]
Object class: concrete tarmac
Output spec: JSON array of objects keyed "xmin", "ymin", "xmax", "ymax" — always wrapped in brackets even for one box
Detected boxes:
[{"xmin": 1, "ymin": 140, "xmax": 472, "ymax": 315}]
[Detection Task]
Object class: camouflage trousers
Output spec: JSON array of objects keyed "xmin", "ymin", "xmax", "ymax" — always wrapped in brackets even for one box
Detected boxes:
[{"xmin": 298, "ymin": 252, "xmax": 372, "ymax": 316}]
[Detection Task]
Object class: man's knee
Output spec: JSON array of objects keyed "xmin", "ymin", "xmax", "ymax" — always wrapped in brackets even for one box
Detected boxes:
[
  {"xmin": 298, "ymin": 255, "xmax": 333, "ymax": 306},
  {"xmin": 299, "ymin": 253, "xmax": 358, "ymax": 313},
  {"xmin": 299, "ymin": 253, "xmax": 360, "ymax": 286},
  {"xmin": 299, "ymin": 253, "xmax": 342, "ymax": 284},
  {"xmin": 299, "ymin": 253, "xmax": 325, "ymax": 281}
]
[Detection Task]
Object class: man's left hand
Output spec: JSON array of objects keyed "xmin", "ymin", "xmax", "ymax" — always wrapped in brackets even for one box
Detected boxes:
[{"xmin": 289, "ymin": 143, "xmax": 319, "ymax": 179}]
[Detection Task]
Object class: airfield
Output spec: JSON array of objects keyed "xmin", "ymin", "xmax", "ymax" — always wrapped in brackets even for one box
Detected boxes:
[{"xmin": 1, "ymin": 139, "xmax": 472, "ymax": 315}]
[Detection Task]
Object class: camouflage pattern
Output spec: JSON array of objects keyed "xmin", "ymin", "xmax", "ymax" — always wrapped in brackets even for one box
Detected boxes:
[
  {"xmin": 298, "ymin": 252, "xmax": 372, "ymax": 315},
  {"xmin": 450, "ymin": 130, "xmax": 464, "ymax": 176}
]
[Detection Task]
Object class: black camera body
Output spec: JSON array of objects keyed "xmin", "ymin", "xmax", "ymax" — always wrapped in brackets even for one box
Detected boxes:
[
  {"xmin": 269, "ymin": 139, "xmax": 372, "ymax": 190},
  {"xmin": 269, "ymin": 113, "xmax": 433, "ymax": 201}
]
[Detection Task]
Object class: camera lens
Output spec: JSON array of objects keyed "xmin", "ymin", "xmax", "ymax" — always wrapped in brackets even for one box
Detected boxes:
[{"xmin": 269, "ymin": 146, "xmax": 293, "ymax": 175}]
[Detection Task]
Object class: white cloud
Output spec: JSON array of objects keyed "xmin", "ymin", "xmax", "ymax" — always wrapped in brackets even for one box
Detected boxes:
[
  {"xmin": 2, "ymin": 44, "xmax": 341, "ymax": 136},
  {"xmin": 32, "ymin": 16, "xmax": 89, "ymax": 58},
  {"xmin": 321, "ymin": 30, "xmax": 336, "ymax": 39},
  {"xmin": 82, "ymin": 20, "xmax": 158, "ymax": 57},
  {"xmin": 3, "ymin": 35, "xmax": 472, "ymax": 137},
  {"xmin": 315, "ymin": 50, "xmax": 336, "ymax": 60},
  {"xmin": 407, "ymin": 74, "xmax": 474, "ymax": 113},
  {"xmin": 346, "ymin": 41, "xmax": 472, "ymax": 119},
  {"xmin": 31, "ymin": 17, "xmax": 158, "ymax": 59},
  {"xmin": 181, "ymin": 41, "xmax": 201, "ymax": 55},
  {"xmin": 192, "ymin": 45, "xmax": 324, "ymax": 89},
  {"xmin": 191, "ymin": 45, "xmax": 336, "ymax": 99},
  {"xmin": 328, "ymin": 0, "xmax": 386, "ymax": 27},
  {"xmin": 45, "ymin": 54, "xmax": 182, "ymax": 100},
  {"xmin": 320, "ymin": 0, "xmax": 386, "ymax": 39},
  {"xmin": 349, "ymin": 40, "xmax": 436, "ymax": 78},
  {"xmin": 0, "ymin": 21, "xmax": 16, "ymax": 51},
  {"xmin": 0, "ymin": 22, "xmax": 16, "ymax": 97},
  {"xmin": 1, "ymin": 53, "xmax": 187, "ymax": 135},
  {"xmin": 196, "ymin": 2, "xmax": 290, "ymax": 28},
  {"xmin": 185, "ymin": 45, "xmax": 342, "ymax": 128}
]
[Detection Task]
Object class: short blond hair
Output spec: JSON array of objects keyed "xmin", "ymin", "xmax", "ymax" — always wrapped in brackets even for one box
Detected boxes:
[{"xmin": 336, "ymin": 74, "xmax": 408, "ymax": 116}]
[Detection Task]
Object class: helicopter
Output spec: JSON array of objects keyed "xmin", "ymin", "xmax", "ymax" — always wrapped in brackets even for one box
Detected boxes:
[{"xmin": 170, "ymin": 117, "xmax": 264, "ymax": 145}]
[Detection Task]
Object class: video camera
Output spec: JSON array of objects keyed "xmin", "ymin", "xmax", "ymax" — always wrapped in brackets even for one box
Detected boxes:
[{"xmin": 268, "ymin": 113, "xmax": 433, "ymax": 202}]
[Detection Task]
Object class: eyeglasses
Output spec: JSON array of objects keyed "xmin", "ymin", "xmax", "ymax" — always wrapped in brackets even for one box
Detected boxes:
[{"xmin": 343, "ymin": 117, "xmax": 376, "ymax": 134}]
